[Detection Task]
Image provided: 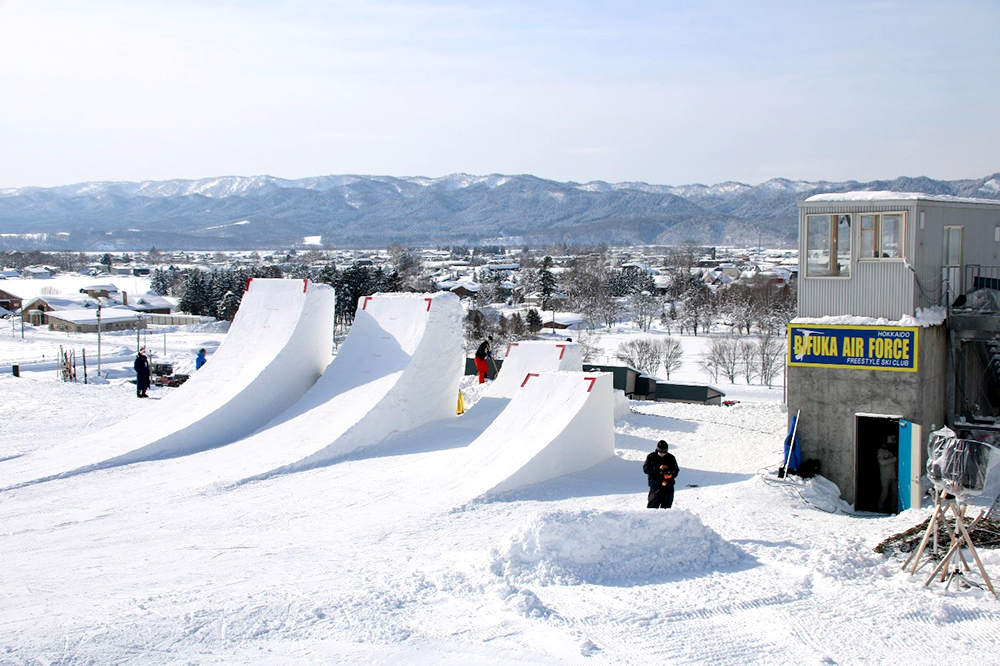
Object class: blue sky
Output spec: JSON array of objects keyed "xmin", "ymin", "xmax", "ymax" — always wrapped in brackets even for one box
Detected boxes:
[{"xmin": 1, "ymin": 0, "xmax": 997, "ymax": 188}]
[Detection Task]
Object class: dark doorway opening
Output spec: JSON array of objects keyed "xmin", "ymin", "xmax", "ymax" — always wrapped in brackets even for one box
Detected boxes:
[{"xmin": 855, "ymin": 414, "xmax": 899, "ymax": 513}]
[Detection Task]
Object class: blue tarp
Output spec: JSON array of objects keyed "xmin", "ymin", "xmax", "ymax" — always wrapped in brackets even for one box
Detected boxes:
[{"xmin": 783, "ymin": 414, "xmax": 802, "ymax": 473}]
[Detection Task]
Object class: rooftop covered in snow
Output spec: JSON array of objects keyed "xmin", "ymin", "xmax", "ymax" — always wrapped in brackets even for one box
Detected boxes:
[{"xmin": 804, "ymin": 191, "xmax": 1000, "ymax": 206}]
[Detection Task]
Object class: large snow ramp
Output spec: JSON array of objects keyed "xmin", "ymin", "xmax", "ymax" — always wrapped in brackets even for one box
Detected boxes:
[
  {"xmin": 485, "ymin": 341, "xmax": 583, "ymax": 399},
  {"xmin": 1, "ymin": 278, "xmax": 335, "ymax": 489},
  {"xmin": 343, "ymin": 339, "xmax": 587, "ymax": 463},
  {"xmin": 445, "ymin": 371, "xmax": 615, "ymax": 500},
  {"xmin": 212, "ymin": 291, "xmax": 465, "ymax": 483}
]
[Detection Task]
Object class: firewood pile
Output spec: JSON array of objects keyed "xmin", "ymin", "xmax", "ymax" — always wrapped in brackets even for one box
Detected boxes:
[{"xmin": 876, "ymin": 515, "xmax": 1000, "ymax": 555}]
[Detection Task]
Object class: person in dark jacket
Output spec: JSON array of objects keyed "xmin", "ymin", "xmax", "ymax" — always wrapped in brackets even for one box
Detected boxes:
[
  {"xmin": 643, "ymin": 439, "xmax": 679, "ymax": 508},
  {"xmin": 196, "ymin": 348, "xmax": 207, "ymax": 370},
  {"xmin": 474, "ymin": 338, "xmax": 492, "ymax": 384},
  {"xmin": 134, "ymin": 348, "xmax": 151, "ymax": 398}
]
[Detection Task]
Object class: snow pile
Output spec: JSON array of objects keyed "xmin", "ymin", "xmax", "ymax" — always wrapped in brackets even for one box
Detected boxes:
[
  {"xmin": 792, "ymin": 306, "xmax": 946, "ymax": 328},
  {"xmin": 797, "ymin": 475, "xmax": 853, "ymax": 513},
  {"xmin": 613, "ymin": 388, "xmax": 631, "ymax": 419},
  {"xmin": 488, "ymin": 509, "xmax": 745, "ymax": 585}
]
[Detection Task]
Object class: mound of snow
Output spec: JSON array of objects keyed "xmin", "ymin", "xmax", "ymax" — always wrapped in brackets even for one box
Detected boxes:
[
  {"xmin": 613, "ymin": 389, "xmax": 631, "ymax": 419},
  {"xmin": 488, "ymin": 509, "xmax": 745, "ymax": 585}
]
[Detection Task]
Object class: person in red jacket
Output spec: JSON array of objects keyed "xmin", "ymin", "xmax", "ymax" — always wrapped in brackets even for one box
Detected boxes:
[
  {"xmin": 643, "ymin": 440, "xmax": 679, "ymax": 508},
  {"xmin": 474, "ymin": 338, "xmax": 492, "ymax": 384}
]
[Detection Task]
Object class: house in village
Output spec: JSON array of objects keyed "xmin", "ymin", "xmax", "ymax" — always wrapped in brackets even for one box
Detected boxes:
[
  {"xmin": 0, "ymin": 286, "xmax": 24, "ymax": 312},
  {"xmin": 46, "ymin": 306, "xmax": 146, "ymax": 333}
]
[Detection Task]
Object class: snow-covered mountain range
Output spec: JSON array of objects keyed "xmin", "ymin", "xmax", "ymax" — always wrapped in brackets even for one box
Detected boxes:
[{"xmin": 1, "ymin": 173, "xmax": 998, "ymax": 250}]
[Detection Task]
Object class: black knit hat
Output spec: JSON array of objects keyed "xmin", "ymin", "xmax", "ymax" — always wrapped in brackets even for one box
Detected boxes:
[{"xmin": 656, "ymin": 440, "xmax": 669, "ymax": 452}]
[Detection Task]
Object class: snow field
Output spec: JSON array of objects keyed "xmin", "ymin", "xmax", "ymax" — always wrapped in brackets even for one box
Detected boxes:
[{"xmin": 3, "ymin": 292, "xmax": 1000, "ymax": 663}]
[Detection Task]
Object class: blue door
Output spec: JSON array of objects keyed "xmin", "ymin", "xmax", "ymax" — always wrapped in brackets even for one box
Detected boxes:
[{"xmin": 898, "ymin": 419, "xmax": 914, "ymax": 511}]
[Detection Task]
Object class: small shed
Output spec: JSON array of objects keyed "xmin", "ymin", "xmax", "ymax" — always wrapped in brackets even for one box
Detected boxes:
[
  {"xmin": 464, "ymin": 357, "xmax": 503, "ymax": 379},
  {"xmin": 541, "ymin": 312, "xmax": 587, "ymax": 330},
  {"xmin": 653, "ymin": 382, "xmax": 725, "ymax": 406},
  {"xmin": 582, "ymin": 364, "xmax": 644, "ymax": 398}
]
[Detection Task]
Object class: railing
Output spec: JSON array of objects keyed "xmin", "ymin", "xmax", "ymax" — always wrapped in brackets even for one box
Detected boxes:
[{"xmin": 942, "ymin": 264, "xmax": 1000, "ymax": 314}]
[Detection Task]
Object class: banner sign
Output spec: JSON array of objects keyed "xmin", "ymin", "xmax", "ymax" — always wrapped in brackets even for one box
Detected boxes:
[{"xmin": 787, "ymin": 324, "xmax": 918, "ymax": 372}]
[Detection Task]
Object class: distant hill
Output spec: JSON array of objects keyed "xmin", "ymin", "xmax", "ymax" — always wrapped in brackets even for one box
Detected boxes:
[{"xmin": 1, "ymin": 172, "xmax": 998, "ymax": 251}]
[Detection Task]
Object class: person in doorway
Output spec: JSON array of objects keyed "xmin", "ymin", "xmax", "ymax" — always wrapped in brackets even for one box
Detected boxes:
[
  {"xmin": 134, "ymin": 348, "xmax": 151, "ymax": 398},
  {"xmin": 878, "ymin": 434, "xmax": 898, "ymax": 513},
  {"xmin": 644, "ymin": 440, "xmax": 680, "ymax": 508},
  {"xmin": 196, "ymin": 348, "xmax": 207, "ymax": 370},
  {"xmin": 474, "ymin": 338, "xmax": 492, "ymax": 384}
]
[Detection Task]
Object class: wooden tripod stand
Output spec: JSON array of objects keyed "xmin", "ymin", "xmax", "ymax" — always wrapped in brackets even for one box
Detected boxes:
[{"xmin": 902, "ymin": 488, "xmax": 995, "ymax": 595}]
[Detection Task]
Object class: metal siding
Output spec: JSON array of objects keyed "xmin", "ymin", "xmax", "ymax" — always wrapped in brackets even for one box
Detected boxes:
[{"xmin": 798, "ymin": 202, "xmax": 915, "ymax": 318}]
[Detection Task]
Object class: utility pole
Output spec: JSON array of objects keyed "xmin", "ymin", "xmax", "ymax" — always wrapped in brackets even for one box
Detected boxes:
[{"xmin": 96, "ymin": 304, "xmax": 102, "ymax": 376}]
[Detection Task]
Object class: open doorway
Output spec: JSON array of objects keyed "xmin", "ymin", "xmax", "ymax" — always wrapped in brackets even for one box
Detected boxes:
[{"xmin": 855, "ymin": 414, "xmax": 900, "ymax": 513}]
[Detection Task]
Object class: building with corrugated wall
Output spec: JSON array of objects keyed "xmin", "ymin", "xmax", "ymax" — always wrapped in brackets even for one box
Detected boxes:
[{"xmin": 788, "ymin": 191, "xmax": 1000, "ymax": 512}]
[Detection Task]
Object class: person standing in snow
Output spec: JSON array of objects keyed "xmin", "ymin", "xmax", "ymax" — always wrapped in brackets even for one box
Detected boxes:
[
  {"xmin": 134, "ymin": 348, "xmax": 151, "ymax": 398},
  {"xmin": 644, "ymin": 440, "xmax": 679, "ymax": 508},
  {"xmin": 474, "ymin": 338, "xmax": 492, "ymax": 384},
  {"xmin": 877, "ymin": 435, "xmax": 898, "ymax": 513},
  {"xmin": 196, "ymin": 348, "xmax": 207, "ymax": 370}
]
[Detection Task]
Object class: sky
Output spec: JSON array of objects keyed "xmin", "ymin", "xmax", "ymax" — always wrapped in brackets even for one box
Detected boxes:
[{"xmin": 1, "ymin": 0, "xmax": 998, "ymax": 189}]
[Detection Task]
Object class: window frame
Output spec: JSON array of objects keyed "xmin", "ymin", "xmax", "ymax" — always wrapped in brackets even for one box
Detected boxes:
[
  {"xmin": 858, "ymin": 211, "xmax": 907, "ymax": 261},
  {"xmin": 805, "ymin": 213, "xmax": 852, "ymax": 278},
  {"xmin": 943, "ymin": 225, "xmax": 963, "ymax": 267}
]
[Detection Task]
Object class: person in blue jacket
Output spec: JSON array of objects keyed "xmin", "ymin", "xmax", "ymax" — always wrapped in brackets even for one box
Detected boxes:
[{"xmin": 196, "ymin": 348, "xmax": 207, "ymax": 370}]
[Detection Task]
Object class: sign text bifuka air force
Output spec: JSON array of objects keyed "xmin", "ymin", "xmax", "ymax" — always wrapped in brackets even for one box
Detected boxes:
[{"xmin": 787, "ymin": 325, "xmax": 918, "ymax": 372}]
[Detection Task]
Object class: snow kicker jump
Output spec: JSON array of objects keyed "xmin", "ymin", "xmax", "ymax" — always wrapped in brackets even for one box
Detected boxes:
[
  {"xmin": 1, "ymin": 278, "xmax": 335, "ymax": 490},
  {"xmin": 206, "ymin": 291, "xmax": 465, "ymax": 484},
  {"xmin": 485, "ymin": 340, "xmax": 583, "ymax": 400},
  {"xmin": 446, "ymin": 371, "xmax": 615, "ymax": 500},
  {"xmin": 373, "ymin": 339, "xmax": 588, "ymax": 461}
]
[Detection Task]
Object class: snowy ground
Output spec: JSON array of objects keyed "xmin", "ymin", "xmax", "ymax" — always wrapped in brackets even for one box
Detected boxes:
[{"xmin": 1, "ymin": 309, "xmax": 999, "ymax": 663}]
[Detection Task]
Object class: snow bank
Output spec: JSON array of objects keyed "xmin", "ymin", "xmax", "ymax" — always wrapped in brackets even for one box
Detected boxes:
[
  {"xmin": 488, "ymin": 509, "xmax": 745, "ymax": 585},
  {"xmin": 613, "ymin": 389, "xmax": 631, "ymax": 419},
  {"xmin": 792, "ymin": 306, "xmax": 946, "ymax": 328}
]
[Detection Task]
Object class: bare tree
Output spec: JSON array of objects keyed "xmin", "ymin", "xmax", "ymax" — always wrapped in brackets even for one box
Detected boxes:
[
  {"xmin": 758, "ymin": 332, "xmax": 785, "ymax": 387},
  {"xmin": 658, "ymin": 336, "xmax": 683, "ymax": 379},
  {"xmin": 615, "ymin": 338, "xmax": 661, "ymax": 375},
  {"xmin": 738, "ymin": 339, "xmax": 759, "ymax": 384},
  {"xmin": 576, "ymin": 329, "xmax": 602, "ymax": 363},
  {"xmin": 628, "ymin": 289, "xmax": 660, "ymax": 331},
  {"xmin": 702, "ymin": 338, "xmax": 739, "ymax": 383}
]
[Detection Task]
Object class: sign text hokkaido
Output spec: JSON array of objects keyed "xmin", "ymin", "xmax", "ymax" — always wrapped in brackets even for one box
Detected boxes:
[{"xmin": 786, "ymin": 325, "xmax": 919, "ymax": 372}]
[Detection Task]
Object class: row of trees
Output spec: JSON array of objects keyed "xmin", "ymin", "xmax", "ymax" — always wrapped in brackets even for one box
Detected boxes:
[
  {"xmin": 613, "ymin": 333, "xmax": 784, "ymax": 387},
  {"xmin": 154, "ymin": 263, "xmax": 406, "ymax": 325},
  {"xmin": 699, "ymin": 335, "xmax": 785, "ymax": 387}
]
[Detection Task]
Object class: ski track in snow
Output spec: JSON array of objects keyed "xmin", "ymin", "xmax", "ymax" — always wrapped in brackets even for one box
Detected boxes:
[{"xmin": 3, "ymin": 371, "xmax": 1000, "ymax": 662}]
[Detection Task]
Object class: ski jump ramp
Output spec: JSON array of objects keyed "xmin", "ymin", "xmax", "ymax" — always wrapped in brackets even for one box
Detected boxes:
[
  {"xmin": 1, "ymin": 278, "xmax": 335, "ymax": 489},
  {"xmin": 445, "ymin": 371, "xmax": 615, "ymax": 500},
  {"xmin": 213, "ymin": 291, "xmax": 465, "ymax": 482},
  {"xmin": 487, "ymin": 341, "xmax": 583, "ymax": 399}
]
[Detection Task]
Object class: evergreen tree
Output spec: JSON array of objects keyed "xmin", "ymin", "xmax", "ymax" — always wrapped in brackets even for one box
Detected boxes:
[
  {"xmin": 538, "ymin": 256, "xmax": 557, "ymax": 310},
  {"xmin": 218, "ymin": 290, "xmax": 241, "ymax": 322},
  {"xmin": 178, "ymin": 270, "xmax": 211, "ymax": 316},
  {"xmin": 526, "ymin": 308, "xmax": 543, "ymax": 333},
  {"xmin": 150, "ymin": 268, "xmax": 172, "ymax": 296}
]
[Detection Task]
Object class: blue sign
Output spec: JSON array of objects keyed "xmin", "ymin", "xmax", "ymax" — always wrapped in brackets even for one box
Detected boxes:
[{"xmin": 787, "ymin": 325, "xmax": 918, "ymax": 372}]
